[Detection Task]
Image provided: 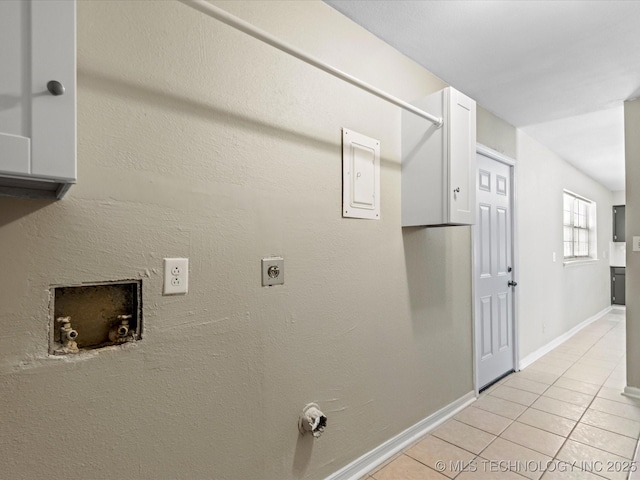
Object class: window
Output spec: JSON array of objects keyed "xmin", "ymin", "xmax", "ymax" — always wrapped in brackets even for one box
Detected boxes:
[{"xmin": 563, "ymin": 191, "xmax": 596, "ymax": 260}]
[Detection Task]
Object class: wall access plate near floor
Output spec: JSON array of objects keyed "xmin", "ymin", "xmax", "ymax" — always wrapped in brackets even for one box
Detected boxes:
[{"xmin": 342, "ymin": 128, "xmax": 380, "ymax": 220}]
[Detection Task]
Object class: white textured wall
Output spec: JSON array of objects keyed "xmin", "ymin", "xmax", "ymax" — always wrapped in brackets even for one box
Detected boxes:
[
  {"xmin": 612, "ymin": 190, "xmax": 626, "ymax": 205},
  {"xmin": 0, "ymin": 2, "xmax": 474, "ymax": 479},
  {"xmin": 624, "ymin": 99, "xmax": 640, "ymax": 389},
  {"xmin": 516, "ymin": 130, "xmax": 613, "ymax": 359},
  {"xmin": 477, "ymin": 106, "xmax": 518, "ymax": 160}
]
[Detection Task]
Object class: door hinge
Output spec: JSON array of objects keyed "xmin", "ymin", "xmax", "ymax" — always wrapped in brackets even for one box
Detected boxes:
[{"xmin": 613, "ymin": 277, "xmax": 616, "ymax": 281}]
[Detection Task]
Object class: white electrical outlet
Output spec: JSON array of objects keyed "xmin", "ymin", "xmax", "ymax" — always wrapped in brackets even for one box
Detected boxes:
[
  {"xmin": 164, "ymin": 258, "xmax": 189, "ymax": 295},
  {"xmin": 634, "ymin": 236, "xmax": 640, "ymax": 252}
]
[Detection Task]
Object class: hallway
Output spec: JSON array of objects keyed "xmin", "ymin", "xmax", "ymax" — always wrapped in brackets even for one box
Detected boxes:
[{"xmin": 361, "ymin": 309, "xmax": 639, "ymax": 479}]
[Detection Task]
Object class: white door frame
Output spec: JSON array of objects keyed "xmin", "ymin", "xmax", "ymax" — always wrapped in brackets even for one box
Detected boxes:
[{"xmin": 472, "ymin": 144, "xmax": 520, "ymax": 395}]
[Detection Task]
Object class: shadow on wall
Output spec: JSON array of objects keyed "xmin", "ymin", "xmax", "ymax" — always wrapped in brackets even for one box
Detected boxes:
[
  {"xmin": 78, "ymin": 67, "xmax": 401, "ymax": 171},
  {"xmin": 402, "ymin": 226, "xmax": 451, "ymax": 334},
  {"xmin": 291, "ymin": 432, "xmax": 314, "ymax": 479},
  {"xmin": 0, "ymin": 197, "xmax": 55, "ymax": 227}
]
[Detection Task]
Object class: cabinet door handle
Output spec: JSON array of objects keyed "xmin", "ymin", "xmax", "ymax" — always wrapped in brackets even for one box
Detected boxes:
[
  {"xmin": 47, "ymin": 80, "xmax": 65, "ymax": 96},
  {"xmin": 453, "ymin": 187, "xmax": 461, "ymax": 193}
]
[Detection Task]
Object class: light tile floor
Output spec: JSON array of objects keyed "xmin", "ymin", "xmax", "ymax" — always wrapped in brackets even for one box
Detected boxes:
[{"xmin": 360, "ymin": 309, "xmax": 640, "ymax": 480}]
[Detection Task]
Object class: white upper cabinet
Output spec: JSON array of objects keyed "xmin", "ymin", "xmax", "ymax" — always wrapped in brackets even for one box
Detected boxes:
[
  {"xmin": 0, "ymin": 0, "xmax": 76, "ymax": 199},
  {"xmin": 402, "ymin": 87, "xmax": 476, "ymax": 227}
]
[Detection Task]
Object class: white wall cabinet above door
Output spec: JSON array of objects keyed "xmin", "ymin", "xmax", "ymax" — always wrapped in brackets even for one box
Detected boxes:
[
  {"xmin": 402, "ymin": 87, "xmax": 476, "ymax": 227},
  {"xmin": 0, "ymin": 0, "xmax": 76, "ymax": 199}
]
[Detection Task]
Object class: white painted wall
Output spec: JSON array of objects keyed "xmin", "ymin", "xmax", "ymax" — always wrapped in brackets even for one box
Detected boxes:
[
  {"xmin": 613, "ymin": 190, "xmax": 626, "ymax": 205},
  {"xmin": 516, "ymin": 130, "xmax": 614, "ymax": 359},
  {"xmin": 0, "ymin": 2, "xmax": 474, "ymax": 479},
  {"xmin": 0, "ymin": 2, "xmax": 620, "ymax": 479},
  {"xmin": 477, "ymin": 105, "xmax": 517, "ymax": 160}
]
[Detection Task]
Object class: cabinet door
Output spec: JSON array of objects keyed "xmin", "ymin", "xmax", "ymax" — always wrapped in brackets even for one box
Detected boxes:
[
  {"xmin": 0, "ymin": 0, "xmax": 75, "ymax": 181},
  {"xmin": 0, "ymin": 1, "xmax": 30, "ymax": 176},
  {"xmin": 613, "ymin": 206, "xmax": 625, "ymax": 242},
  {"xmin": 612, "ymin": 268, "xmax": 625, "ymax": 305},
  {"xmin": 448, "ymin": 88, "xmax": 476, "ymax": 225}
]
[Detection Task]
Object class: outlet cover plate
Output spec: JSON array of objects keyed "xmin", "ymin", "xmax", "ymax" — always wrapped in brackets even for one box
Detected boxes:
[
  {"xmin": 164, "ymin": 258, "xmax": 189, "ymax": 295},
  {"xmin": 262, "ymin": 257, "xmax": 284, "ymax": 286}
]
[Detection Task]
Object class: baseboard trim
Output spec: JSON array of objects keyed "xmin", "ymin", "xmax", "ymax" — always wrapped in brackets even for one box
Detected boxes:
[
  {"xmin": 519, "ymin": 306, "xmax": 613, "ymax": 370},
  {"xmin": 325, "ymin": 391, "xmax": 476, "ymax": 480},
  {"xmin": 624, "ymin": 386, "xmax": 640, "ymax": 400}
]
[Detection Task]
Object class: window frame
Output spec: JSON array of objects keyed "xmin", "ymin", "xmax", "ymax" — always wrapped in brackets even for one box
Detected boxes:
[{"xmin": 563, "ymin": 190, "xmax": 596, "ymax": 263}]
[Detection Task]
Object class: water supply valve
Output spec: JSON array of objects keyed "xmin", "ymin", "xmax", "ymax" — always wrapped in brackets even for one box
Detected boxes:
[
  {"xmin": 54, "ymin": 316, "xmax": 79, "ymax": 355},
  {"xmin": 109, "ymin": 314, "xmax": 134, "ymax": 343}
]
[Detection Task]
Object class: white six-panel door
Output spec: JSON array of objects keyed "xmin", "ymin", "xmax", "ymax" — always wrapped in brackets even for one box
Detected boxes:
[{"xmin": 475, "ymin": 151, "xmax": 515, "ymax": 389}]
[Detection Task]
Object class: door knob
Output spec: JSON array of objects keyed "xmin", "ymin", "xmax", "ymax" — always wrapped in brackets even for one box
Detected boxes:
[
  {"xmin": 508, "ymin": 281, "xmax": 518, "ymax": 287},
  {"xmin": 47, "ymin": 80, "xmax": 65, "ymax": 96}
]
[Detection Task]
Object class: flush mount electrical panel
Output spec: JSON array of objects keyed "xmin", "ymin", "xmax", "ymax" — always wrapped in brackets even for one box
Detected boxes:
[
  {"xmin": 342, "ymin": 128, "xmax": 380, "ymax": 220},
  {"xmin": 49, "ymin": 280, "xmax": 142, "ymax": 355},
  {"xmin": 402, "ymin": 87, "xmax": 476, "ymax": 227}
]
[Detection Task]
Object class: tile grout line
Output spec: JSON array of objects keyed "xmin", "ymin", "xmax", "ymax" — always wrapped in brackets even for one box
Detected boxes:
[
  {"xmin": 479, "ymin": 315, "xmax": 630, "ymax": 479},
  {"xmin": 544, "ymin": 316, "xmax": 636, "ymax": 479},
  {"xmin": 371, "ymin": 315, "xmax": 632, "ymax": 480},
  {"xmin": 535, "ymin": 317, "xmax": 625, "ymax": 478}
]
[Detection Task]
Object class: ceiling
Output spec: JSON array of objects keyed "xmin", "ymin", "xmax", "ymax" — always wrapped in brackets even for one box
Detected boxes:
[{"xmin": 324, "ymin": 0, "xmax": 640, "ymax": 192}]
